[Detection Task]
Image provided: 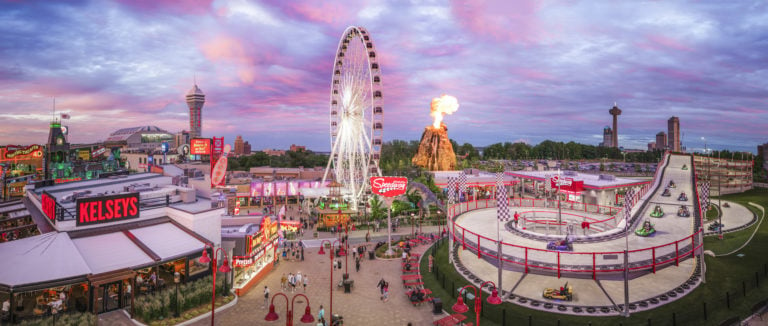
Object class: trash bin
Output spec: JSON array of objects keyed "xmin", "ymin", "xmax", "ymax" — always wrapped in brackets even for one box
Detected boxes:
[
  {"xmin": 432, "ymin": 297, "xmax": 443, "ymax": 314},
  {"xmin": 343, "ymin": 280, "xmax": 352, "ymax": 293},
  {"xmin": 343, "ymin": 273, "xmax": 349, "ymax": 281},
  {"xmin": 368, "ymin": 251, "xmax": 375, "ymax": 260}
]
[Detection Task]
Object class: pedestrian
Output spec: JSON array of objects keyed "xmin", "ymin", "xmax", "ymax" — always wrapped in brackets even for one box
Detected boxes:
[
  {"xmin": 355, "ymin": 257, "xmax": 360, "ymax": 272},
  {"xmin": 365, "ymin": 231, "xmax": 370, "ymax": 243},
  {"xmin": 382, "ymin": 281, "xmax": 389, "ymax": 302},
  {"xmin": 295, "ymin": 272, "xmax": 303, "ymax": 291},
  {"xmin": 377, "ymin": 278, "xmax": 386, "ymax": 297},
  {"xmin": 301, "ymin": 247, "xmax": 305, "ymax": 261},
  {"xmin": 288, "ymin": 273, "xmax": 295, "ymax": 293},
  {"xmin": 352, "ymin": 247, "xmax": 356, "ymax": 260},
  {"xmin": 263, "ymin": 286, "xmax": 270, "ymax": 307},
  {"xmin": 317, "ymin": 305, "xmax": 325, "ymax": 325},
  {"xmin": 303, "ymin": 274, "xmax": 308, "ymax": 292},
  {"xmin": 281, "ymin": 273, "xmax": 287, "ymax": 290}
]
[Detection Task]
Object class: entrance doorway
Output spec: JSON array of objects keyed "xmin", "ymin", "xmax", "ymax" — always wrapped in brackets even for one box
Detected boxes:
[{"xmin": 96, "ymin": 281, "xmax": 122, "ymax": 313}]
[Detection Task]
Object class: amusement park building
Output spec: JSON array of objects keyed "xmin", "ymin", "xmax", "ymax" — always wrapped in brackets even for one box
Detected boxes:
[
  {"xmin": 104, "ymin": 126, "xmax": 174, "ymax": 152},
  {"xmin": 506, "ymin": 170, "xmax": 650, "ymax": 207}
]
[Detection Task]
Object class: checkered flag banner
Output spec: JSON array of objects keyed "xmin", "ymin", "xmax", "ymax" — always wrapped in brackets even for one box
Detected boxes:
[
  {"xmin": 447, "ymin": 176, "xmax": 457, "ymax": 204},
  {"xmin": 624, "ymin": 188, "xmax": 635, "ymax": 221},
  {"xmin": 700, "ymin": 181, "xmax": 710, "ymax": 210},
  {"xmin": 458, "ymin": 172, "xmax": 467, "ymax": 201},
  {"xmin": 496, "ymin": 172, "xmax": 511, "ymax": 221}
]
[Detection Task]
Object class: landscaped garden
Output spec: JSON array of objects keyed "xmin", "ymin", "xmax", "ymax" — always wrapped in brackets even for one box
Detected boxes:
[{"xmin": 133, "ymin": 274, "xmax": 234, "ymax": 326}]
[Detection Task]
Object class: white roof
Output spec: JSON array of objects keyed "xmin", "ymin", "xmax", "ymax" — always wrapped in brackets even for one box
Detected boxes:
[
  {"xmin": 0, "ymin": 233, "xmax": 90, "ymax": 288},
  {"xmin": 507, "ymin": 170, "xmax": 647, "ymax": 189},
  {"xmin": 131, "ymin": 223, "xmax": 205, "ymax": 260},
  {"xmin": 72, "ymin": 232, "xmax": 154, "ymax": 274}
]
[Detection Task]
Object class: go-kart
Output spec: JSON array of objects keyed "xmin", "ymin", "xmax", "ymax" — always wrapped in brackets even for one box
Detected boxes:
[
  {"xmin": 650, "ymin": 206, "xmax": 664, "ymax": 218},
  {"xmin": 708, "ymin": 222, "xmax": 724, "ymax": 231},
  {"xmin": 682, "ymin": 164, "xmax": 688, "ymax": 170},
  {"xmin": 677, "ymin": 206, "xmax": 690, "ymax": 217},
  {"xmin": 723, "ymin": 202, "xmax": 730, "ymax": 208},
  {"xmin": 547, "ymin": 239, "xmax": 573, "ymax": 251},
  {"xmin": 668, "ymin": 180, "xmax": 676, "ymax": 188},
  {"xmin": 678, "ymin": 193, "xmax": 688, "ymax": 201},
  {"xmin": 661, "ymin": 188, "xmax": 671, "ymax": 197},
  {"xmin": 635, "ymin": 220, "xmax": 656, "ymax": 237},
  {"xmin": 543, "ymin": 283, "xmax": 573, "ymax": 301}
]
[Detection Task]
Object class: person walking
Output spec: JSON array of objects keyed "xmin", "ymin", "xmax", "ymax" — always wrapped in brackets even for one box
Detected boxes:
[
  {"xmin": 303, "ymin": 275, "xmax": 308, "ymax": 292},
  {"xmin": 263, "ymin": 286, "xmax": 270, "ymax": 308},
  {"xmin": 355, "ymin": 257, "xmax": 360, "ymax": 272},
  {"xmin": 382, "ymin": 281, "xmax": 389, "ymax": 302},
  {"xmin": 280, "ymin": 273, "xmax": 287, "ymax": 291},
  {"xmin": 295, "ymin": 272, "xmax": 303, "ymax": 292},
  {"xmin": 377, "ymin": 278, "xmax": 386, "ymax": 298},
  {"xmin": 317, "ymin": 305, "xmax": 325, "ymax": 325},
  {"xmin": 365, "ymin": 231, "xmax": 370, "ymax": 243}
]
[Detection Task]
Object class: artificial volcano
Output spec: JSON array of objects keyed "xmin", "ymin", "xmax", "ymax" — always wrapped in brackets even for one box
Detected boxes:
[{"xmin": 412, "ymin": 123, "xmax": 457, "ymax": 171}]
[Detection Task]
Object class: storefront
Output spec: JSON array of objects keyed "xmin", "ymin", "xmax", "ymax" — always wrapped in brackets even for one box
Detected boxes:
[{"xmin": 227, "ymin": 216, "xmax": 279, "ymax": 296}]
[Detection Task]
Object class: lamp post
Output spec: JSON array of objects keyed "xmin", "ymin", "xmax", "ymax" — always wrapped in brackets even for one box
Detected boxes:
[
  {"xmin": 264, "ymin": 293, "xmax": 314, "ymax": 326},
  {"xmin": 411, "ymin": 212, "xmax": 415, "ymax": 237},
  {"xmin": 198, "ymin": 244, "xmax": 232, "ymax": 326},
  {"xmin": 452, "ymin": 282, "xmax": 502, "ymax": 326},
  {"xmin": 174, "ymin": 272, "xmax": 181, "ymax": 318},
  {"xmin": 718, "ymin": 151, "xmax": 722, "ymax": 240},
  {"xmin": 318, "ymin": 240, "xmax": 344, "ymax": 318}
]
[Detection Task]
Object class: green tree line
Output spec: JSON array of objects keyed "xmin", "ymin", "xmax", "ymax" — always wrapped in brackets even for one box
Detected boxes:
[{"xmin": 227, "ymin": 149, "xmax": 328, "ymax": 171}]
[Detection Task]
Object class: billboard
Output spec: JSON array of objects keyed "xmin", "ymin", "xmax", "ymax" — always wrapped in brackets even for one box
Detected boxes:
[
  {"xmin": 190, "ymin": 138, "xmax": 211, "ymax": 155},
  {"xmin": 288, "ymin": 181, "xmax": 298, "ymax": 196},
  {"xmin": 76, "ymin": 193, "xmax": 140, "ymax": 227},
  {"xmin": 91, "ymin": 146, "xmax": 107, "ymax": 158},
  {"xmin": 263, "ymin": 182, "xmax": 274, "ymax": 197},
  {"xmin": 3, "ymin": 144, "xmax": 43, "ymax": 160},
  {"xmin": 275, "ymin": 182, "xmax": 287, "ymax": 196},
  {"xmin": 250, "ymin": 181, "xmax": 263, "ymax": 197},
  {"xmin": 370, "ymin": 176, "xmax": 408, "ymax": 197},
  {"xmin": 550, "ymin": 176, "xmax": 584, "ymax": 193}
]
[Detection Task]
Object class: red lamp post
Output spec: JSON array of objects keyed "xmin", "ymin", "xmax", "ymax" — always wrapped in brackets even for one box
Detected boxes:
[
  {"xmin": 264, "ymin": 292, "xmax": 315, "ymax": 326},
  {"xmin": 198, "ymin": 244, "xmax": 232, "ymax": 326},
  {"xmin": 452, "ymin": 281, "xmax": 502, "ymax": 326},
  {"xmin": 318, "ymin": 239, "xmax": 344, "ymax": 319}
]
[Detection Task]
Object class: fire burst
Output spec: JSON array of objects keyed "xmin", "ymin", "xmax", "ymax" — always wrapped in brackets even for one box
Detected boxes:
[{"xmin": 430, "ymin": 95, "xmax": 459, "ymax": 129}]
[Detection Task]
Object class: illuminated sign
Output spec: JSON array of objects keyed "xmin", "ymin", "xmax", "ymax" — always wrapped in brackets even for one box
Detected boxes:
[
  {"xmin": 41, "ymin": 191, "xmax": 57, "ymax": 222},
  {"xmin": 91, "ymin": 147, "xmax": 107, "ymax": 158},
  {"xmin": 77, "ymin": 150, "xmax": 91, "ymax": 161},
  {"xmin": 370, "ymin": 177, "xmax": 408, "ymax": 197},
  {"xmin": 190, "ymin": 138, "xmax": 211, "ymax": 155},
  {"xmin": 76, "ymin": 193, "xmax": 140, "ymax": 226},
  {"xmin": 55, "ymin": 177, "xmax": 82, "ymax": 184},
  {"xmin": 232, "ymin": 256, "xmax": 254, "ymax": 267},
  {"xmin": 3, "ymin": 145, "xmax": 43, "ymax": 160}
]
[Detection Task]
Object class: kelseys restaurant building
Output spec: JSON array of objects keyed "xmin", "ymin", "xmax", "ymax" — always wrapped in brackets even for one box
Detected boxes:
[{"xmin": 0, "ymin": 173, "xmax": 223, "ymax": 323}]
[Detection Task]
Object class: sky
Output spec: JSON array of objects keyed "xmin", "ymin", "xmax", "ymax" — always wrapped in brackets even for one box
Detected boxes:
[{"xmin": 1, "ymin": 0, "xmax": 767, "ymax": 154}]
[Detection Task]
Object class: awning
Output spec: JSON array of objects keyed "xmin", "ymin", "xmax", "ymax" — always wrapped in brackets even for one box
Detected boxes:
[
  {"xmin": 130, "ymin": 223, "xmax": 207, "ymax": 261},
  {"xmin": 0, "ymin": 232, "xmax": 90, "ymax": 289},
  {"xmin": 72, "ymin": 232, "xmax": 155, "ymax": 274}
]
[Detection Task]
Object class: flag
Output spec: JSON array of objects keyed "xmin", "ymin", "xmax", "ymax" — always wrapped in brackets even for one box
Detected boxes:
[
  {"xmin": 496, "ymin": 172, "xmax": 510, "ymax": 221},
  {"xmin": 60, "ymin": 113, "xmax": 70, "ymax": 119},
  {"xmin": 623, "ymin": 188, "xmax": 635, "ymax": 223},
  {"xmin": 447, "ymin": 177, "xmax": 457, "ymax": 204},
  {"xmin": 458, "ymin": 172, "xmax": 467, "ymax": 202},
  {"xmin": 700, "ymin": 181, "xmax": 710, "ymax": 210}
]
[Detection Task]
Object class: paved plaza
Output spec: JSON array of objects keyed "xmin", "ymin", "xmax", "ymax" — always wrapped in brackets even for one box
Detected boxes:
[{"xmin": 189, "ymin": 226, "xmax": 442, "ymax": 326}]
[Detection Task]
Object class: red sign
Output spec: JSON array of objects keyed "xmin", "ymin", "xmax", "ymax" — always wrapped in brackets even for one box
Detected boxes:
[
  {"xmin": 190, "ymin": 138, "xmax": 211, "ymax": 155},
  {"xmin": 3, "ymin": 144, "xmax": 43, "ymax": 160},
  {"xmin": 232, "ymin": 256, "xmax": 254, "ymax": 267},
  {"xmin": 41, "ymin": 191, "xmax": 57, "ymax": 222},
  {"xmin": 76, "ymin": 193, "xmax": 140, "ymax": 226},
  {"xmin": 55, "ymin": 177, "xmax": 82, "ymax": 184},
  {"xmin": 91, "ymin": 146, "xmax": 107, "ymax": 158},
  {"xmin": 370, "ymin": 177, "xmax": 408, "ymax": 197},
  {"xmin": 550, "ymin": 176, "xmax": 584, "ymax": 193}
]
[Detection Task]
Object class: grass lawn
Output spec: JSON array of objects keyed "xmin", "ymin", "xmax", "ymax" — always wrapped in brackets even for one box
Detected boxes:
[
  {"xmin": 705, "ymin": 204, "xmax": 720, "ymax": 222},
  {"xmin": 421, "ymin": 188, "xmax": 768, "ymax": 326}
]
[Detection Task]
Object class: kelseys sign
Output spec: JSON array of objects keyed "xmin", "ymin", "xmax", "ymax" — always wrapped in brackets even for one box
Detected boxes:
[
  {"xmin": 370, "ymin": 177, "xmax": 408, "ymax": 197},
  {"xmin": 76, "ymin": 193, "xmax": 140, "ymax": 226},
  {"xmin": 41, "ymin": 191, "xmax": 57, "ymax": 222}
]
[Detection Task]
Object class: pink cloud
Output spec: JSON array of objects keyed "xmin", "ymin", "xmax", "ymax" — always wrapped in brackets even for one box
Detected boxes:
[
  {"xmin": 450, "ymin": 0, "xmax": 542, "ymax": 44},
  {"xmin": 115, "ymin": 0, "xmax": 214, "ymax": 15}
]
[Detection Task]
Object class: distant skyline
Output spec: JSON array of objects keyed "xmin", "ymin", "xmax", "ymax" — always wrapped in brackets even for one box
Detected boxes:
[{"xmin": 1, "ymin": 1, "xmax": 766, "ymax": 153}]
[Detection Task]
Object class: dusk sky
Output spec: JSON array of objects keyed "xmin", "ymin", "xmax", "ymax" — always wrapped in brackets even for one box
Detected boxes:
[{"xmin": 1, "ymin": 0, "xmax": 767, "ymax": 153}]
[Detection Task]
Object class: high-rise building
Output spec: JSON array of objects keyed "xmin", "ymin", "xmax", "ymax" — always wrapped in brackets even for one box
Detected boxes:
[
  {"xmin": 243, "ymin": 141, "xmax": 252, "ymax": 155},
  {"xmin": 609, "ymin": 103, "xmax": 622, "ymax": 148},
  {"xmin": 648, "ymin": 142, "xmax": 656, "ymax": 151},
  {"xmin": 655, "ymin": 132, "xmax": 667, "ymax": 151},
  {"xmin": 234, "ymin": 135, "xmax": 244, "ymax": 155},
  {"xmin": 601, "ymin": 126, "xmax": 613, "ymax": 147},
  {"xmin": 45, "ymin": 118, "xmax": 70, "ymax": 179},
  {"xmin": 174, "ymin": 130, "xmax": 190, "ymax": 149},
  {"xmin": 667, "ymin": 117, "xmax": 680, "ymax": 152},
  {"xmin": 186, "ymin": 84, "xmax": 205, "ymax": 139}
]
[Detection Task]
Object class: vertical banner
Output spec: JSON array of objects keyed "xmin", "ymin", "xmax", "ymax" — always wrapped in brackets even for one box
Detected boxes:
[
  {"xmin": 210, "ymin": 137, "xmax": 224, "ymax": 188},
  {"xmin": 496, "ymin": 172, "xmax": 509, "ymax": 221},
  {"xmin": 250, "ymin": 181, "xmax": 263, "ymax": 197},
  {"xmin": 263, "ymin": 182, "xmax": 274, "ymax": 197},
  {"xmin": 275, "ymin": 182, "xmax": 287, "ymax": 197},
  {"xmin": 458, "ymin": 172, "xmax": 467, "ymax": 202},
  {"xmin": 288, "ymin": 181, "xmax": 298, "ymax": 196}
]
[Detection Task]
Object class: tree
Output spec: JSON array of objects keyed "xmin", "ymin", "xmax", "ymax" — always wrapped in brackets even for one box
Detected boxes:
[{"xmin": 369, "ymin": 195, "xmax": 385, "ymax": 223}]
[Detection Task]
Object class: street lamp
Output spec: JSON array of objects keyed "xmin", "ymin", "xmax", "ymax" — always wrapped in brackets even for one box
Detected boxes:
[
  {"xmin": 264, "ymin": 293, "xmax": 314, "ymax": 326},
  {"xmin": 411, "ymin": 212, "xmax": 415, "ymax": 237},
  {"xmin": 318, "ymin": 240, "xmax": 344, "ymax": 319},
  {"xmin": 452, "ymin": 282, "xmax": 502, "ymax": 326},
  {"xmin": 198, "ymin": 244, "xmax": 232, "ymax": 326},
  {"xmin": 174, "ymin": 272, "xmax": 181, "ymax": 318}
]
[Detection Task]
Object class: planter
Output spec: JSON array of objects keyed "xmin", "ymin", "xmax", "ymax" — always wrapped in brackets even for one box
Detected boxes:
[{"xmin": 314, "ymin": 232, "xmax": 318, "ymax": 238}]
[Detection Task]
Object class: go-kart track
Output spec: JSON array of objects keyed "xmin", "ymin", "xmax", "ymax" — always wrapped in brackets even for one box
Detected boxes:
[{"xmin": 446, "ymin": 153, "xmax": 756, "ymax": 315}]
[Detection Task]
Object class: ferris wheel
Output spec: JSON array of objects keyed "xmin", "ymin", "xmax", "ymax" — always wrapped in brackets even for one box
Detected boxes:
[{"xmin": 322, "ymin": 26, "xmax": 384, "ymax": 210}]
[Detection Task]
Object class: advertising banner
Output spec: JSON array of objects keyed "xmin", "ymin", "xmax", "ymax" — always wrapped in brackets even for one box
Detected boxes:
[
  {"xmin": 250, "ymin": 181, "xmax": 263, "ymax": 197},
  {"xmin": 287, "ymin": 181, "xmax": 298, "ymax": 196},
  {"xmin": 263, "ymin": 182, "xmax": 274, "ymax": 197},
  {"xmin": 370, "ymin": 176, "xmax": 408, "ymax": 197},
  {"xmin": 298, "ymin": 181, "xmax": 311, "ymax": 189},
  {"xmin": 190, "ymin": 138, "xmax": 211, "ymax": 155},
  {"xmin": 275, "ymin": 182, "xmax": 287, "ymax": 196},
  {"xmin": 550, "ymin": 176, "xmax": 584, "ymax": 193},
  {"xmin": 3, "ymin": 144, "xmax": 43, "ymax": 160},
  {"xmin": 91, "ymin": 146, "xmax": 107, "ymax": 158},
  {"xmin": 312, "ymin": 181, "xmax": 320, "ymax": 188},
  {"xmin": 76, "ymin": 193, "xmax": 140, "ymax": 227}
]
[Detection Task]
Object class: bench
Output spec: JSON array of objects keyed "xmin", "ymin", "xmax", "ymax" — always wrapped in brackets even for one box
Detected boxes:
[{"xmin": 403, "ymin": 281, "xmax": 424, "ymax": 288}]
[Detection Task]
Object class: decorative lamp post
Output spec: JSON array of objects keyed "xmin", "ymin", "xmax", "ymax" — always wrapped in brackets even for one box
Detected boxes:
[
  {"xmin": 318, "ymin": 239, "xmax": 344, "ymax": 319},
  {"xmin": 264, "ymin": 293, "xmax": 314, "ymax": 326},
  {"xmin": 174, "ymin": 272, "xmax": 181, "ymax": 318},
  {"xmin": 411, "ymin": 212, "xmax": 415, "ymax": 237},
  {"xmin": 452, "ymin": 281, "xmax": 502, "ymax": 326},
  {"xmin": 198, "ymin": 244, "xmax": 232, "ymax": 326}
]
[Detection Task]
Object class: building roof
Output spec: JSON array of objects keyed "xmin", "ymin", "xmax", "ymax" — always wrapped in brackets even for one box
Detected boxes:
[
  {"xmin": 106, "ymin": 126, "xmax": 170, "ymax": 142},
  {"xmin": 0, "ymin": 232, "xmax": 91, "ymax": 289},
  {"xmin": 506, "ymin": 170, "xmax": 650, "ymax": 190}
]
